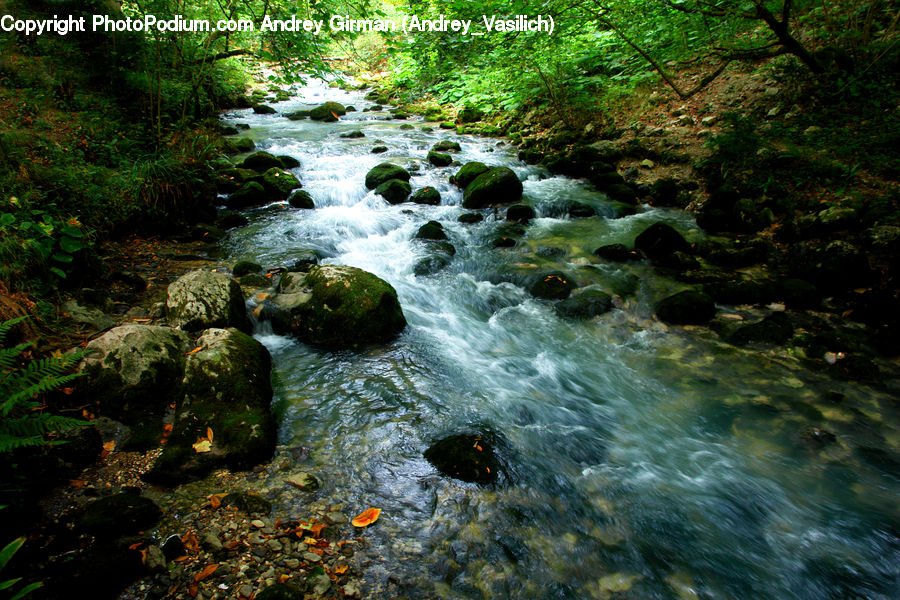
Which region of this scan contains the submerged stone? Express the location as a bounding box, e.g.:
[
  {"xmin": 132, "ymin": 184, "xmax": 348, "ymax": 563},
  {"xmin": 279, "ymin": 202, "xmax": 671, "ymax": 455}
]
[
  {"xmin": 529, "ymin": 271, "xmax": 577, "ymax": 300},
  {"xmin": 424, "ymin": 433, "xmax": 502, "ymax": 484},
  {"xmin": 656, "ymin": 290, "xmax": 716, "ymax": 325}
]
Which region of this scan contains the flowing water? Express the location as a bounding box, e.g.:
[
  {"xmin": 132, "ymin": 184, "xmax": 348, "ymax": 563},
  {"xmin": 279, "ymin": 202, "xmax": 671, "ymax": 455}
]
[{"xmin": 220, "ymin": 80, "xmax": 900, "ymax": 599}]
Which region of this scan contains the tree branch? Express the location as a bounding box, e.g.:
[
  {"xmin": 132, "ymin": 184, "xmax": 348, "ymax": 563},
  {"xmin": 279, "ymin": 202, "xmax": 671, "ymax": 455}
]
[{"xmin": 190, "ymin": 49, "xmax": 252, "ymax": 65}]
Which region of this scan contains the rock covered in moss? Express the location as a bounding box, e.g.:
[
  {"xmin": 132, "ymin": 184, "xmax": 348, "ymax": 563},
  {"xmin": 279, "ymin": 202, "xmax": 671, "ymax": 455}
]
[
  {"xmin": 78, "ymin": 324, "xmax": 192, "ymax": 424},
  {"xmin": 259, "ymin": 167, "xmax": 301, "ymax": 198},
  {"xmin": 309, "ymin": 101, "xmax": 346, "ymax": 120},
  {"xmin": 364, "ymin": 163, "xmax": 411, "ymax": 189},
  {"xmin": 530, "ymin": 271, "xmax": 577, "ymax": 300},
  {"xmin": 453, "ymin": 161, "xmax": 489, "ymax": 189},
  {"xmin": 656, "ymin": 290, "xmax": 716, "ymax": 325},
  {"xmin": 432, "ymin": 140, "xmax": 461, "ymax": 152},
  {"xmin": 415, "ymin": 221, "xmax": 447, "ymax": 241},
  {"xmin": 253, "ymin": 104, "xmax": 277, "ymax": 114},
  {"xmin": 634, "ymin": 222, "xmax": 691, "ymax": 261},
  {"xmin": 288, "ymin": 190, "xmax": 315, "ymax": 209},
  {"xmin": 233, "ymin": 260, "xmax": 262, "ymax": 277},
  {"xmin": 239, "ymin": 151, "xmax": 283, "ymax": 172},
  {"xmin": 427, "ymin": 150, "xmax": 452, "ymax": 167},
  {"xmin": 227, "ymin": 181, "xmax": 271, "ymax": 209},
  {"xmin": 462, "ymin": 166, "xmax": 523, "ymax": 209},
  {"xmin": 410, "ymin": 186, "xmax": 441, "ymax": 205},
  {"xmin": 506, "ymin": 203, "xmax": 535, "ymax": 224},
  {"xmin": 375, "ymin": 179, "xmax": 412, "ymax": 204},
  {"xmin": 166, "ymin": 270, "xmax": 251, "ymax": 333},
  {"xmin": 145, "ymin": 328, "xmax": 276, "ymax": 485},
  {"xmin": 555, "ymin": 289, "xmax": 613, "ymax": 319},
  {"xmin": 270, "ymin": 265, "xmax": 406, "ymax": 349}
]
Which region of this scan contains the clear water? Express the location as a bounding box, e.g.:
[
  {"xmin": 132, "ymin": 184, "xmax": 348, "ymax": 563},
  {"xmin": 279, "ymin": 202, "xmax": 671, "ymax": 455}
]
[{"xmin": 222, "ymin": 79, "xmax": 900, "ymax": 599}]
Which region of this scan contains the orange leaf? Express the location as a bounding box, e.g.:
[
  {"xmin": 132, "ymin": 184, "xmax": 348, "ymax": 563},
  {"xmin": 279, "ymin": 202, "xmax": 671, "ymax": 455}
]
[
  {"xmin": 351, "ymin": 507, "xmax": 382, "ymax": 527},
  {"xmin": 206, "ymin": 427, "xmax": 214, "ymax": 442},
  {"xmin": 188, "ymin": 582, "xmax": 199, "ymax": 598},
  {"xmin": 192, "ymin": 439, "xmax": 212, "ymax": 453},
  {"xmin": 193, "ymin": 563, "xmax": 219, "ymax": 583},
  {"xmin": 210, "ymin": 495, "xmax": 221, "ymax": 509},
  {"xmin": 308, "ymin": 522, "xmax": 326, "ymax": 537},
  {"xmin": 163, "ymin": 423, "xmax": 174, "ymax": 433},
  {"xmin": 70, "ymin": 479, "xmax": 86, "ymax": 489},
  {"xmin": 186, "ymin": 346, "xmax": 204, "ymax": 355},
  {"xmin": 100, "ymin": 440, "xmax": 115, "ymax": 457},
  {"xmin": 334, "ymin": 564, "xmax": 348, "ymax": 574},
  {"xmin": 331, "ymin": 111, "xmax": 339, "ymax": 119}
]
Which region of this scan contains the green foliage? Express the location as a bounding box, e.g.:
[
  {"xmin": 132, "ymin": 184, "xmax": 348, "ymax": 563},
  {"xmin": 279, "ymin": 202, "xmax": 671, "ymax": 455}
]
[
  {"xmin": 0, "ymin": 317, "xmax": 86, "ymax": 455},
  {"xmin": 0, "ymin": 202, "xmax": 88, "ymax": 286},
  {"xmin": 0, "ymin": 531, "xmax": 42, "ymax": 600}
]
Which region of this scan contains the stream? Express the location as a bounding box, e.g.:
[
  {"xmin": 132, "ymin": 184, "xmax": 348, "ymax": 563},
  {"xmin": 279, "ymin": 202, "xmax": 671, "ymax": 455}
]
[{"xmin": 219, "ymin": 79, "xmax": 900, "ymax": 599}]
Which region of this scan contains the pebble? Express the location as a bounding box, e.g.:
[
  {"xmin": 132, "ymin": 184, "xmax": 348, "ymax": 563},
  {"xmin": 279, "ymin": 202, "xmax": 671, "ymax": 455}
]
[
  {"xmin": 325, "ymin": 511, "xmax": 348, "ymax": 525},
  {"xmin": 238, "ymin": 584, "xmax": 253, "ymax": 598},
  {"xmin": 266, "ymin": 539, "xmax": 283, "ymax": 552},
  {"xmin": 203, "ymin": 531, "xmax": 223, "ymax": 552},
  {"xmin": 248, "ymin": 532, "xmax": 265, "ymax": 545},
  {"xmin": 302, "ymin": 551, "xmax": 322, "ymax": 563},
  {"xmin": 250, "ymin": 519, "xmax": 266, "ymax": 528},
  {"xmin": 285, "ymin": 558, "xmax": 300, "ymax": 569}
]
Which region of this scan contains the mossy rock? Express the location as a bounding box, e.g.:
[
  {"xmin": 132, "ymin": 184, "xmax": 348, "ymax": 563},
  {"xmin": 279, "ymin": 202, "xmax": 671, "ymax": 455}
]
[
  {"xmin": 240, "ymin": 273, "xmax": 270, "ymax": 287},
  {"xmin": 411, "ymin": 187, "xmax": 441, "ymax": 205},
  {"xmin": 166, "ymin": 270, "xmax": 251, "ymax": 333},
  {"xmin": 415, "ymin": 221, "xmax": 447, "ymax": 241},
  {"xmin": 233, "ymin": 260, "xmax": 262, "ymax": 277},
  {"xmin": 594, "ymin": 244, "xmax": 640, "ymax": 262},
  {"xmin": 227, "ymin": 181, "xmax": 270, "ymax": 209},
  {"xmin": 259, "ymin": 167, "xmax": 301, "ymax": 198},
  {"xmin": 457, "ymin": 106, "xmax": 483, "ymax": 123},
  {"xmin": 656, "ymin": 290, "xmax": 716, "ymax": 325},
  {"xmin": 506, "ymin": 204, "xmax": 535, "ymax": 224},
  {"xmin": 271, "ymin": 265, "xmax": 407, "ymax": 349},
  {"xmin": 458, "ymin": 213, "xmax": 484, "ymax": 224},
  {"xmin": 375, "ymin": 179, "xmax": 412, "ymax": 204},
  {"xmin": 222, "ymin": 137, "xmax": 255, "ymax": 155},
  {"xmin": 239, "ymin": 151, "xmax": 283, "ymax": 172},
  {"xmin": 145, "ymin": 328, "xmax": 276, "ymax": 485},
  {"xmin": 725, "ymin": 311, "xmax": 794, "ymax": 346},
  {"xmin": 605, "ymin": 183, "xmax": 638, "ymax": 204},
  {"xmin": 309, "ymin": 102, "xmax": 346, "ymax": 120},
  {"xmin": 288, "ymin": 190, "xmax": 315, "ymax": 209},
  {"xmin": 284, "ymin": 110, "xmax": 310, "ymax": 121},
  {"xmin": 555, "ymin": 289, "xmax": 613, "ymax": 319},
  {"xmin": 427, "ymin": 151, "xmax": 452, "ymax": 167},
  {"xmin": 529, "ymin": 271, "xmax": 577, "ymax": 300},
  {"xmin": 371, "ymin": 145, "xmax": 388, "ymax": 154},
  {"xmin": 634, "ymin": 222, "xmax": 691, "ymax": 261},
  {"xmin": 365, "ymin": 163, "xmax": 411, "ymax": 189},
  {"xmin": 432, "ymin": 140, "xmax": 461, "ymax": 152},
  {"xmin": 252, "ymin": 104, "xmax": 277, "ymax": 114},
  {"xmin": 439, "ymin": 121, "xmax": 455, "ymax": 129},
  {"xmin": 278, "ymin": 155, "xmax": 301, "ymax": 169},
  {"xmin": 453, "ymin": 162, "xmax": 489, "ymax": 189},
  {"xmin": 340, "ymin": 130, "xmax": 365, "ymax": 139},
  {"xmin": 77, "ymin": 324, "xmax": 192, "ymax": 425},
  {"xmin": 462, "ymin": 167, "xmax": 523, "ymax": 209}
]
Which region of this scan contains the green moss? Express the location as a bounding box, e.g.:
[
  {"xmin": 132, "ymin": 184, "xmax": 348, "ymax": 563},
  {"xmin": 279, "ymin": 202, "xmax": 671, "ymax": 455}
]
[
  {"xmin": 453, "ymin": 162, "xmax": 489, "ymax": 189},
  {"xmin": 365, "ymin": 163, "xmax": 411, "ymax": 189}
]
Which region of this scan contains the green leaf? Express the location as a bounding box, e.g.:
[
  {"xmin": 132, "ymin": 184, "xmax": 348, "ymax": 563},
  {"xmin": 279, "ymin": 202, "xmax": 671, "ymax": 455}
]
[
  {"xmin": 59, "ymin": 236, "xmax": 84, "ymax": 253},
  {"xmin": 0, "ymin": 537, "xmax": 25, "ymax": 570},
  {"xmin": 60, "ymin": 225, "xmax": 83, "ymax": 238},
  {"xmin": 49, "ymin": 267, "xmax": 67, "ymax": 279},
  {"xmin": 51, "ymin": 253, "xmax": 73, "ymax": 264},
  {"xmin": 10, "ymin": 581, "xmax": 42, "ymax": 600},
  {"xmin": 0, "ymin": 213, "xmax": 14, "ymax": 227}
]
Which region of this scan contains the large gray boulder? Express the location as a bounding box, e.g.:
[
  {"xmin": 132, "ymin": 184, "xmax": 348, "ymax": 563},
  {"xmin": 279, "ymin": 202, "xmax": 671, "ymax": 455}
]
[
  {"xmin": 145, "ymin": 328, "xmax": 276, "ymax": 485},
  {"xmin": 77, "ymin": 324, "xmax": 192, "ymax": 423},
  {"xmin": 267, "ymin": 265, "xmax": 406, "ymax": 349},
  {"xmin": 166, "ymin": 270, "xmax": 251, "ymax": 333}
]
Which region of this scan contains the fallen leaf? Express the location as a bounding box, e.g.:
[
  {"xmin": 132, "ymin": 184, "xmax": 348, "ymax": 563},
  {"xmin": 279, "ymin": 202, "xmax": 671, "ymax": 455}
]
[
  {"xmin": 163, "ymin": 423, "xmax": 174, "ymax": 433},
  {"xmin": 70, "ymin": 479, "xmax": 86, "ymax": 489},
  {"xmin": 188, "ymin": 582, "xmax": 199, "ymax": 598},
  {"xmin": 303, "ymin": 536, "xmax": 318, "ymax": 545},
  {"xmin": 192, "ymin": 439, "xmax": 212, "ymax": 453},
  {"xmin": 194, "ymin": 563, "xmax": 219, "ymax": 582},
  {"xmin": 100, "ymin": 440, "xmax": 116, "ymax": 457},
  {"xmin": 334, "ymin": 564, "xmax": 348, "ymax": 574},
  {"xmin": 186, "ymin": 346, "xmax": 204, "ymax": 355},
  {"xmin": 351, "ymin": 507, "xmax": 381, "ymax": 527},
  {"xmin": 308, "ymin": 522, "xmax": 326, "ymax": 537},
  {"xmin": 210, "ymin": 495, "xmax": 221, "ymax": 509},
  {"xmin": 206, "ymin": 427, "xmax": 214, "ymax": 442}
]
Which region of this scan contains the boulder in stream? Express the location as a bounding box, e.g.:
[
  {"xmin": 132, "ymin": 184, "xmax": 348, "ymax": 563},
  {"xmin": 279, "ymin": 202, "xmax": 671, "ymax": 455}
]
[
  {"xmin": 462, "ymin": 166, "xmax": 523, "ymax": 209},
  {"xmin": 506, "ymin": 203, "xmax": 535, "ymax": 224},
  {"xmin": 259, "ymin": 167, "xmax": 301, "ymax": 199},
  {"xmin": 145, "ymin": 328, "xmax": 276, "ymax": 485},
  {"xmin": 634, "ymin": 222, "xmax": 692, "ymax": 261},
  {"xmin": 226, "ymin": 181, "xmax": 272, "ymax": 209},
  {"xmin": 410, "ymin": 186, "xmax": 441, "ymax": 205},
  {"xmin": 239, "ymin": 151, "xmax": 284, "ymax": 172},
  {"xmin": 309, "ymin": 101, "xmax": 346, "ymax": 120},
  {"xmin": 375, "ymin": 178, "xmax": 412, "ymax": 204},
  {"xmin": 432, "ymin": 140, "xmax": 461, "ymax": 152},
  {"xmin": 452, "ymin": 161, "xmax": 489, "ymax": 189},
  {"xmin": 365, "ymin": 163, "xmax": 411, "ymax": 189},
  {"xmin": 269, "ymin": 265, "xmax": 407, "ymax": 349},
  {"xmin": 427, "ymin": 150, "xmax": 453, "ymax": 167},
  {"xmin": 555, "ymin": 288, "xmax": 613, "ymax": 319},
  {"xmin": 253, "ymin": 104, "xmax": 277, "ymax": 114},
  {"xmin": 529, "ymin": 271, "xmax": 577, "ymax": 300},
  {"xmin": 415, "ymin": 221, "xmax": 448, "ymax": 241},
  {"xmin": 166, "ymin": 270, "xmax": 251, "ymax": 333},
  {"xmin": 424, "ymin": 432, "xmax": 505, "ymax": 484},
  {"xmin": 288, "ymin": 190, "xmax": 315, "ymax": 209},
  {"xmin": 656, "ymin": 290, "xmax": 716, "ymax": 325}
]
